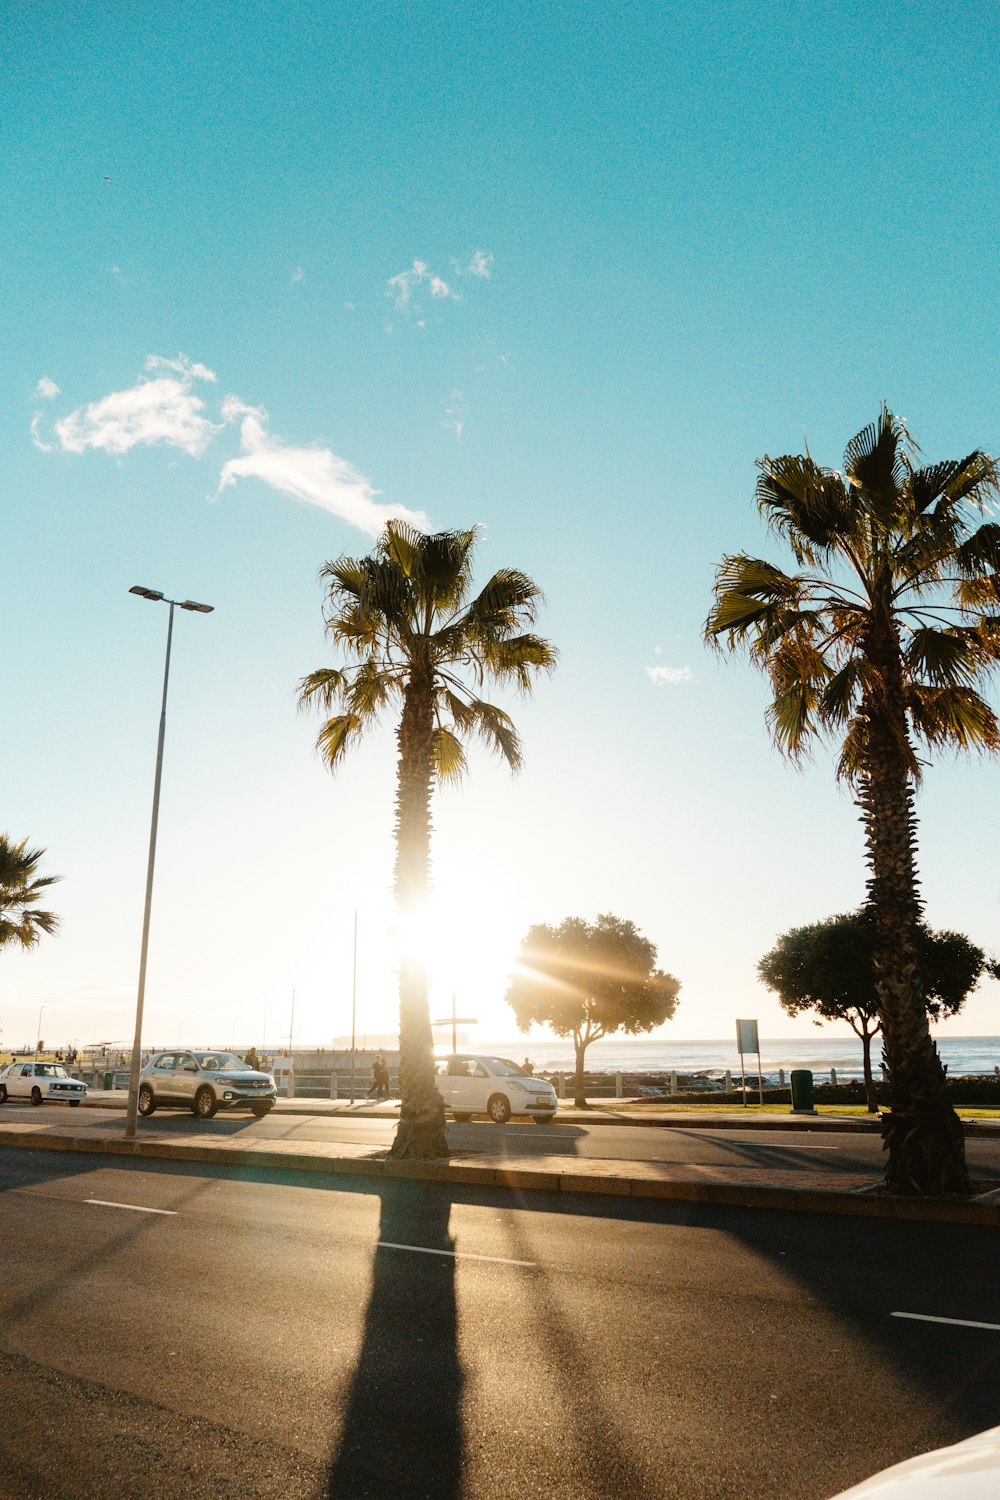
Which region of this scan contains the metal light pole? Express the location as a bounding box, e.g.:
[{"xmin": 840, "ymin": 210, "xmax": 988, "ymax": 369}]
[
  {"xmin": 124, "ymin": 586, "xmax": 214, "ymax": 1139},
  {"xmin": 349, "ymin": 909, "xmax": 359, "ymax": 1104},
  {"xmin": 35, "ymin": 1006, "xmax": 45, "ymax": 1059}
]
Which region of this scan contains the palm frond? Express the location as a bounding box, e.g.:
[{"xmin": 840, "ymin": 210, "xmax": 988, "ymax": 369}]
[
  {"xmin": 462, "ymin": 699, "xmax": 523, "ymax": 771},
  {"xmin": 843, "ymin": 408, "xmax": 907, "ymax": 513},
  {"xmin": 819, "ymin": 659, "xmax": 865, "ymax": 727},
  {"xmin": 907, "ymin": 684, "xmax": 1000, "ymax": 754},
  {"xmin": 956, "ymin": 521, "xmax": 1000, "ymax": 578},
  {"xmin": 464, "ymin": 569, "xmax": 542, "ymax": 635},
  {"xmin": 297, "ymin": 668, "xmax": 348, "ymax": 714},
  {"xmin": 479, "ymin": 634, "xmax": 558, "ymax": 690},
  {"xmin": 432, "ymin": 726, "xmax": 468, "ymax": 784},
  {"xmin": 756, "ymin": 457, "xmax": 854, "ymax": 560},
  {"xmin": 905, "ymin": 626, "xmax": 998, "ymax": 688},
  {"xmin": 315, "ymin": 713, "xmax": 364, "ymax": 767}
]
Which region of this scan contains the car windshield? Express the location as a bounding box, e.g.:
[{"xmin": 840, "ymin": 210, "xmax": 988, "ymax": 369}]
[
  {"xmin": 489, "ymin": 1058, "xmax": 529, "ymax": 1077},
  {"xmin": 193, "ymin": 1052, "xmax": 251, "ymax": 1072},
  {"xmin": 35, "ymin": 1063, "xmax": 69, "ymax": 1078}
]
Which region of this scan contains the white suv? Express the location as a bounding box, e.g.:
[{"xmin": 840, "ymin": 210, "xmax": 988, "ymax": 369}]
[{"xmin": 434, "ymin": 1055, "xmax": 557, "ymax": 1124}]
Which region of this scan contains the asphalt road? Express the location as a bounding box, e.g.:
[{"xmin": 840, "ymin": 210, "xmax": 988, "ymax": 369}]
[
  {"xmin": 6, "ymin": 1102, "xmax": 1000, "ymax": 1178},
  {"xmin": 2, "ymin": 1146, "xmax": 999, "ymax": 1500}
]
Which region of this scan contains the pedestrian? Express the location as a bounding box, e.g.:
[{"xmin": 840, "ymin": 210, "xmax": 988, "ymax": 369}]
[
  {"xmin": 522, "ymin": 1057, "xmax": 534, "ymax": 1076},
  {"xmin": 245, "ymin": 1045, "xmax": 260, "ymax": 1071},
  {"xmin": 367, "ymin": 1051, "xmax": 385, "ymax": 1099},
  {"xmin": 377, "ymin": 1054, "xmax": 391, "ymax": 1100}
]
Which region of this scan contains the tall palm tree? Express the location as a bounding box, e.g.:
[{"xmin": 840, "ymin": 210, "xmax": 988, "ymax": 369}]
[
  {"xmin": 706, "ymin": 410, "xmax": 999, "ymax": 1196},
  {"xmin": 300, "ymin": 521, "xmax": 556, "ymax": 1159},
  {"xmin": 0, "ymin": 835, "xmax": 60, "ymax": 950}
]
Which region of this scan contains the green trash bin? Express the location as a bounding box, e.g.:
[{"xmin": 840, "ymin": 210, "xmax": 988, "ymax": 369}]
[
  {"xmin": 790, "ymin": 1069, "xmax": 815, "ymax": 1114},
  {"xmin": 103, "ymin": 1071, "xmax": 113, "ymax": 1091}
]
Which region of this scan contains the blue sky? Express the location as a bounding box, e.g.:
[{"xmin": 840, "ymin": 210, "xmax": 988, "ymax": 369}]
[{"xmin": 3, "ymin": 0, "xmax": 998, "ymax": 1053}]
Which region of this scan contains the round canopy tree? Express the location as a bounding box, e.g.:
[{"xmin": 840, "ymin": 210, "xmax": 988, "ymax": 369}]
[
  {"xmin": 505, "ymin": 913, "xmax": 680, "ymax": 1107},
  {"xmin": 759, "ymin": 912, "xmax": 993, "ymax": 1111}
]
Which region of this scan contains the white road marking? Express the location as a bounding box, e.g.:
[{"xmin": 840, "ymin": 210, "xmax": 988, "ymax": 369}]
[
  {"xmin": 892, "ymin": 1312, "xmax": 1000, "ymax": 1332},
  {"xmin": 85, "ymin": 1199, "xmax": 177, "ymax": 1216},
  {"xmin": 378, "ymin": 1241, "xmax": 535, "ymax": 1267}
]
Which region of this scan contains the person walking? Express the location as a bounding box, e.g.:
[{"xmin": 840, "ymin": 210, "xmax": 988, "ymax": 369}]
[{"xmin": 244, "ymin": 1045, "xmax": 260, "ymax": 1071}]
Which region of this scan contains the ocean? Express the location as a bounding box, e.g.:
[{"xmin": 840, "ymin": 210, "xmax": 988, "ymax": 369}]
[{"xmin": 477, "ymin": 1035, "xmax": 1000, "ymax": 1082}]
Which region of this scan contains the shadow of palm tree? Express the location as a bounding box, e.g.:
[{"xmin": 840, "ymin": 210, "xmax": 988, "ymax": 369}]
[{"xmin": 327, "ymin": 1184, "xmax": 463, "ymax": 1499}]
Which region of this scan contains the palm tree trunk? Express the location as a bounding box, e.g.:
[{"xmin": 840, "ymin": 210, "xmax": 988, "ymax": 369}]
[
  {"xmin": 389, "ymin": 662, "xmax": 448, "ymax": 1160},
  {"xmin": 860, "ymin": 643, "xmax": 969, "ymax": 1195}
]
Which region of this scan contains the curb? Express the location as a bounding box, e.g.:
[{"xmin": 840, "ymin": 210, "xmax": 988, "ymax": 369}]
[{"xmin": 2, "ymin": 1129, "xmax": 998, "ymax": 1227}]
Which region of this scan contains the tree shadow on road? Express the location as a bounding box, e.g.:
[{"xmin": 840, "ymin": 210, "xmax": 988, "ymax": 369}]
[{"xmin": 326, "ymin": 1184, "xmax": 463, "ymax": 1500}]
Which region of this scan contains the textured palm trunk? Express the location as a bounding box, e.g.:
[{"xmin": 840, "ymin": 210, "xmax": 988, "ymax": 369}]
[
  {"xmin": 861, "ymin": 625, "xmax": 969, "ymax": 1195},
  {"xmin": 389, "ymin": 661, "xmax": 449, "ymax": 1160}
]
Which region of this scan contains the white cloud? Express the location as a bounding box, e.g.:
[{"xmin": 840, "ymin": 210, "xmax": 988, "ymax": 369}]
[
  {"xmin": 30, "ymin": 414, "xmax": 52, "ymax": 452},
  {"xmin": 291, "ymin": 266, "xmax": 305, "ymax": 283},
  {"xmin": 456, "ymin": 249, "xmax": 494, "ymax": 279},
  {"xmin": 443, "ymin": 390, "xmax": 464, "ymax": 440},
  {"xmin": 51, "ymin": 356, "xmax": 219, "ymax": 457},
  {"xmin": 646, "ymin": 665, "xmax": 693, "ymax": 685},
  {"xmin": 217, "ymin": 399, "xmax": 429, "ymax": 536},
  {"xmin": 34, "ymin": 376, "xmax": 61, "ymax": 400},
  {"xmin": 388, "ymin": 258, "xmax": 459, "ymax": 314}
]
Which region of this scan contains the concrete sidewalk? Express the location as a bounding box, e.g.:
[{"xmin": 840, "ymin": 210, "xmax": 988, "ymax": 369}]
[{"xmin": 1, "ymin": 1104, "xmax": 997, "ymax": 1227}]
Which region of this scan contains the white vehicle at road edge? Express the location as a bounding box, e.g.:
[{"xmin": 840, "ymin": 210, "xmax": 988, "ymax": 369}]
[
  {"xmin": 830, "ymin": 1422, "xmax": 1000, "ymax": 1497},
  {"xmin": 435, "ymin": 1054, "xmax": 558, "ymax": 1124},
  {"xmin": 0, "ymin": 1060, "xmax": 88, "ymax": 1107}
]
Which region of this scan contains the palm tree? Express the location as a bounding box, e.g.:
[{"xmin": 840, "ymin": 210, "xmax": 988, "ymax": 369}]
[
  {"xmin": 0, "ymin": 835, "xmax": 60, "ymax": 950},
  {"xmin": 706, "ymin": 410, "xmax": 999, "ymax": 1196},
  {"xmin": 299, "ymin": 521, "xmax": 556, "ymax": 1159}
]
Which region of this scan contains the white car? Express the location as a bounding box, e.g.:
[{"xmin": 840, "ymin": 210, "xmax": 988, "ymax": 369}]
[
  {"xmin": 0, "ymin": 1060, "xmax": 87, "ymax": 1107},
  {"xmin": 830, "ymin": 1423, "xmax": 1000, "ymax": 1497},
  {"xmin": 434, "ymin": 1054, "xmax": 558, "ymax": 1124}
]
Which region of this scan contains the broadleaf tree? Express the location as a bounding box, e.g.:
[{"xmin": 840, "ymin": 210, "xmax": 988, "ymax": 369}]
[
  {"xmin": 706, "ymin": 410, "xmax": 1000, "ymax": 1196},
  {"xmin": 299, "ymin": 521, "xmax": 555, "ymax": 1159},
  {"xmin": 758, "ymin": 912, "xmax": 994, "ymax": 1111},
  {"xmin": 505, "ymin": 914, "xmax": 680, "ymax": 1107}
]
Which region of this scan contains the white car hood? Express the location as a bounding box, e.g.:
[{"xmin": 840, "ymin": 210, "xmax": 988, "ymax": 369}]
[{"xmin": 831, "ymin": 1425, "xmax": 1000, "ymax": 1498}]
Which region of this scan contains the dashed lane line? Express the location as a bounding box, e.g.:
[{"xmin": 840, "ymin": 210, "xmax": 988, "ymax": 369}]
[
  {"xmin": 378, "ymin": 1241, "xmax": 535, "ymax": 1267},
  {"xmin": 85, "ymin": 1199, "xmax": 177, "ymax": 1216},
  {"xmin": 892, "ymin": 1312, "xmax": 1000, "ymax": 1332}
]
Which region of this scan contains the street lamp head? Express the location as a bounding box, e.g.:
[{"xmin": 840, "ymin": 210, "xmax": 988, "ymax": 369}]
[
  {"xmin": 179, "ymin": 600, "xmax": 214, "ymax": 613},
  {"xmin": 129, "ymin": 586, "xmax": 165, "ymax": 602}
]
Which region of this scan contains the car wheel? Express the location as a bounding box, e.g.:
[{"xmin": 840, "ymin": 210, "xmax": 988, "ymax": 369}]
[
  {"xmin": 487, "ymin": 1093, "xmax": 512, "ymax": 1125},
  {"xmin": 452, "ymin": 1112, "xmax": 472, "ymax": 1123},
  {"xmin": 533, "ymin": 1114, "xmax": 555, "ymax": 1125},
  {"xmin": 250, "ymin": 1102, "xmax": 272, "ymax": 1118},
  {"xmin": 30, "ymin": 1086, "xmax": 43, "ymax": 1106},
  {"xmin": 138, "ymin": 1084, "xmax": 156, "ymax": 1117},
  {"xmin": 0, "ymin": 1085, "xmax": 7, "ymax": 1104},
  {"xmin": 194, "ymin": 1086, "xmax": 218, "ymax": 1119},
  {"xmin": 69, "ymin": 1099, "xmax": 81, "ymax": 1108}
]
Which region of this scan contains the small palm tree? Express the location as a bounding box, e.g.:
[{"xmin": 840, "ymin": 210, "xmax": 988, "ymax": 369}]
[
  {"xmin": 0, "ymin": 835, "xmax": 60, "ymax": 950},
  {"xmin": 706, "ymin": 410, "xmax": 999, "ymax": 1196},
  {"xmin": 300, "ymin": 521, "xmax": 556, "ymax": 1159}
]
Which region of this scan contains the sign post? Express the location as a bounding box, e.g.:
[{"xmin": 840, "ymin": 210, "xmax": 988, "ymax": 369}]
[{"xmin": 736, "ymin": 1019, "xmax": 763, "ymax": 1106}]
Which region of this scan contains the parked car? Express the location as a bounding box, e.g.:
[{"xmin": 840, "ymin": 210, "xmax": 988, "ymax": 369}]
[
  {"xmin": 830, "ymin": 1422, "xmax": 1000, "ymax": 1497},
  {"xmin": 137, "ymin": 1050, "xmax": 277, "ymax": 1120},
  {"xmin": 434, "ymin": 1054, "xmax": 558, "ymax": 1124},
  {"xmin": 0, "ymin": 1060, "xmax": 87, "ymax": 1107}
]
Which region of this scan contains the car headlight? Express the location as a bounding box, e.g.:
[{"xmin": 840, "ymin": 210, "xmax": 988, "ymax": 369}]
[{"xmin": 508, "ymin": 1080, "xmax": 528, "ymax": 1092}]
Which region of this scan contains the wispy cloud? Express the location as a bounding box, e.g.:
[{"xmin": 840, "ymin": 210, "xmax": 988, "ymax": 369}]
[
  {"xmin": 455, "ymin": 249, "xmax": 494, "ymax": 279},
  {"xmin": 34, "ymin": 376, "xmax": 61, "ymax": 400},
  {"xmin": 387, "ymin": 258, "xmax": 459, "ymax": 315},
  {"xmin": 50, "ymin": 355, "xmax": 219, "ymax": 457},
  {"xmin": 443, "ymin": 390, "xmax": 464, "ymax": 440},
  {"xmin": 217, "ymin": 398, "xmax": 429, "ymax": 536},
  {"xmin": 646, "ymin": 665, "xmax": 693, "ymax": 685},
  {"xmin": 291, "ymin": 266, "xmax": 305, "ymax": 283}
]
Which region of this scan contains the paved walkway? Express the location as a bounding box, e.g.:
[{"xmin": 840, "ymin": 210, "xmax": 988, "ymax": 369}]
[{"xmin": 1, "ymin": 1100, "xmax": 997, "ymax": 1226}]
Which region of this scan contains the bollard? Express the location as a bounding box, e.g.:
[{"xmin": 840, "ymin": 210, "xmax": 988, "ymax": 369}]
[
  {"xmin": 615, "ymin": 1072, "xmax": 623, "ymax": 1099},
  {"xmin": 557, "ymin": 1073, "xmax": 565, "ymax": 1099},
  {"xmin": 831, "ymin": 1068, "xmax": 837, "ymax": 1086},
  {"xmin": 670, "ymin": 1071, "xmax": 678, "ymax": 1095},
  {"xmin": 724, "ymin": 1069, "xmax": 732, "ymax": 1093},
  {"xmin": 778, "ymin": 1067, "xmax": 785, "ymax": 1087},
  {"xmin": 286, "ymin": 1070, "xmax": 295, "ymax": 1100},
  {"xmin": 790, "ymin": 1069, "xmax": 816, "ymax": 1114}
]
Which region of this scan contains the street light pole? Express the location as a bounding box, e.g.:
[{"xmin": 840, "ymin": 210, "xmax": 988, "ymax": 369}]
[
  {"xmin": 124, "ymin": 587, "xmax": 213, "ymax": 1139},
  {"xmin": 35, "ymin": 1006, "xmax": 45, "ymax": 1059},
  {"xmin": 350, "ymin": 908, "xmax": 359, "ymax": 1105}
]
